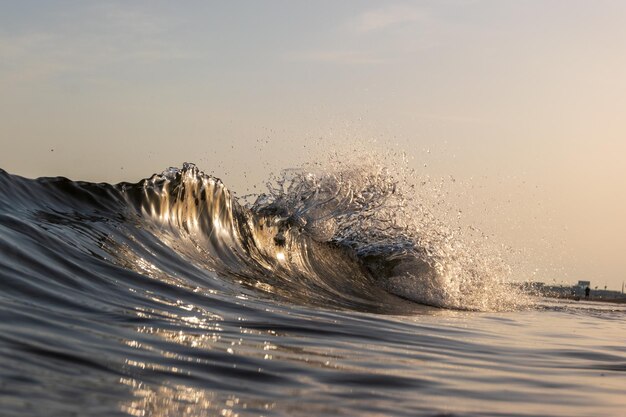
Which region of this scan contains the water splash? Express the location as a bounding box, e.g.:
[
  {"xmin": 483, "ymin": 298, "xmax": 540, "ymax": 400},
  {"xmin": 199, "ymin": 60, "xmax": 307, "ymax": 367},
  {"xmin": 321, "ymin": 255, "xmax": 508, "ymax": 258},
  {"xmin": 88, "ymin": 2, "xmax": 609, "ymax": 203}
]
[{"xmin": 249, "ymin": 151, "xmax": 531, "ymax": 311}]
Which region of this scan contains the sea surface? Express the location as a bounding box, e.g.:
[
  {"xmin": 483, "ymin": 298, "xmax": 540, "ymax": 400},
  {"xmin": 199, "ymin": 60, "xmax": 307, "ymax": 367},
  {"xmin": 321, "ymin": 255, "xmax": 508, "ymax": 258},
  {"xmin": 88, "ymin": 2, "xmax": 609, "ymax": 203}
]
[{"xmin": 0, "ymin": 163, "xmax": 624, "ymax": 417}]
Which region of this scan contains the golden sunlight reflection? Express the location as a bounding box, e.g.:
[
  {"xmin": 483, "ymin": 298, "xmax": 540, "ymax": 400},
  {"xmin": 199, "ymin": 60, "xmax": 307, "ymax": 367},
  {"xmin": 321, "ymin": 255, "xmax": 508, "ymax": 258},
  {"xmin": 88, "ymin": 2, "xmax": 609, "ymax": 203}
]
[
  {"xmin": 117, "ymin": 324, "xmax": 345, "ymax": 417},
  {"xmin": 136, "ymin": 170, "xmax": 241, "ymax": 247},
  {"xmin": 119, "ymin": 377, "xmax": 276, "ymax": 417}
]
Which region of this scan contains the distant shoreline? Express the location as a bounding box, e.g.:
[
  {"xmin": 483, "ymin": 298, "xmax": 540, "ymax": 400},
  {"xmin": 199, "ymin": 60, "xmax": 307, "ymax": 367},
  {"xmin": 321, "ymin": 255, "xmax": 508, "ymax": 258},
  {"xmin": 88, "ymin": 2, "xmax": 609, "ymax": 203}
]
[{"xmin": 546, "ymin": 295, "xmax": 626, "ymax": 304}]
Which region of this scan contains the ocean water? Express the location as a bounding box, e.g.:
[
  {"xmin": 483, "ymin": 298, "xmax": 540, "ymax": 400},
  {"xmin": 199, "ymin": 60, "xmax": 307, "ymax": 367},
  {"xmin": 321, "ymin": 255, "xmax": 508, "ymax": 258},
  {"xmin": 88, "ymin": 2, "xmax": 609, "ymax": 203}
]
[{"xmin": 0, "ymin": 163, "xmax": 624, "ymax": 417}]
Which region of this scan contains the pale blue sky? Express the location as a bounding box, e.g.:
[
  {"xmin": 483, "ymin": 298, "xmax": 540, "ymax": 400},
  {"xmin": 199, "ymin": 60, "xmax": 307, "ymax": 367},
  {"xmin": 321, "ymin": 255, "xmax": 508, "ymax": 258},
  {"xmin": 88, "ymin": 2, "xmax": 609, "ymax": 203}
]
[{"xmin": 1, "ymin": 1, "xmax": 625, "ymax": 288}]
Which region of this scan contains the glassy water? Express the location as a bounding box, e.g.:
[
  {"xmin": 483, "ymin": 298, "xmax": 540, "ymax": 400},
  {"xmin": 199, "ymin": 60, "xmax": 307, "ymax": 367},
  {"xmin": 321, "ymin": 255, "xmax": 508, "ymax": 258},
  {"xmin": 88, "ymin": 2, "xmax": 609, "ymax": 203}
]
[{"xmin": 0, "ymin": 164, "xmax": 624, "ymax": 417}]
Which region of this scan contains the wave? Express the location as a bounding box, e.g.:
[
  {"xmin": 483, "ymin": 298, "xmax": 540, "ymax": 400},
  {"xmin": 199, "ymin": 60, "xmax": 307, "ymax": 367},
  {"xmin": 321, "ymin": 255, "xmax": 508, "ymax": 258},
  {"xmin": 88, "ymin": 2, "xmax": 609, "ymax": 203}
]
[{"xmin": 0, "ymin": 162, "xmax": 529, "ymax": 313}]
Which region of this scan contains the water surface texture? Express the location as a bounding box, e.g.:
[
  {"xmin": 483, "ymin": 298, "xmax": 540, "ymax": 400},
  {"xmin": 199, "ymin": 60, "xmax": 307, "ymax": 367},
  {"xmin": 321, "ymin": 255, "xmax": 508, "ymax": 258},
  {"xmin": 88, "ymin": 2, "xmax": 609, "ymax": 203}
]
[{"xmin": 0, "ymin": 164, "xmax": 624, "ymax": 417}]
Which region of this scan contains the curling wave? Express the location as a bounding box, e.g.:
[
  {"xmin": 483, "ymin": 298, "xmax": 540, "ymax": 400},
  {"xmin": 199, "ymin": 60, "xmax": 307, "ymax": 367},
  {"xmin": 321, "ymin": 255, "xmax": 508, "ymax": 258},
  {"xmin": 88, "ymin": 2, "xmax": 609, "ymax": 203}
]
[{"xmin": 0, "ymin": 162, "xmax": 526, "ymax": 313}]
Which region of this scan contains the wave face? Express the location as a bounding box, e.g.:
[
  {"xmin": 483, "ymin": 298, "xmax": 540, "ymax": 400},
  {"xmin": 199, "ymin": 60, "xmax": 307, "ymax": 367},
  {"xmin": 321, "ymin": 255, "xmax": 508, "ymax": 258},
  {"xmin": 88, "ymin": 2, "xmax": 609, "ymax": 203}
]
[
  {"xmin": 0, "ymin": 162, "xmax": 525, "ymax": 316},
  {"xmin": 2, "ymin": 163, "xmax": 625, "ymax": 417}
]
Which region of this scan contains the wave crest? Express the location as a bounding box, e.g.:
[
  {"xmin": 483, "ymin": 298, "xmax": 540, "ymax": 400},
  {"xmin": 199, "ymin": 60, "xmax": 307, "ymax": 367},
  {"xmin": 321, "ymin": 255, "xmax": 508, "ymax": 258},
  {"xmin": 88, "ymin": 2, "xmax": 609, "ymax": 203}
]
[
  {"xmin": 248, "ymin": 159, "xmax": 530, "ymax": 311},
  {"xmin": 0, "ymin": 161, "xmax": 531, "ymax": 312}
]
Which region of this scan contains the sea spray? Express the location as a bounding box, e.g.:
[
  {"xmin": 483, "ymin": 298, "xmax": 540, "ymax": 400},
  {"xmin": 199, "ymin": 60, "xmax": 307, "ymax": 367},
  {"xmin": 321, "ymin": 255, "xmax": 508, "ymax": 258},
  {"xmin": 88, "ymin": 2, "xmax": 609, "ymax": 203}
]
[
  {"xmin": 1, "ymin": 161, "xmax": 622, "ymax": 417},
  {"xmin": 249, "ymin": 150, "xmax": 531, "ymax": 311}
]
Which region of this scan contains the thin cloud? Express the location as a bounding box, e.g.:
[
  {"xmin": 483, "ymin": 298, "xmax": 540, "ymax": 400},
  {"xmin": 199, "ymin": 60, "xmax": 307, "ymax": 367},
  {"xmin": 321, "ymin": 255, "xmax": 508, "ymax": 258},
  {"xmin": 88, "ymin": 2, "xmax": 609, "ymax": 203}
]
[
  {"xmin": 0, "ymin": 6, "xmax": 187, "ymax": 89},
  {"xmin": 413, "ymin": 113, "xmax": 487, "ymax": 125},
  {"xmin": 287, "ymin": 50, "xmax": 383, "ymax": 65},
  {"xmin": 348, "ymin": 4, "xmax": 425, "ymax": 33}
]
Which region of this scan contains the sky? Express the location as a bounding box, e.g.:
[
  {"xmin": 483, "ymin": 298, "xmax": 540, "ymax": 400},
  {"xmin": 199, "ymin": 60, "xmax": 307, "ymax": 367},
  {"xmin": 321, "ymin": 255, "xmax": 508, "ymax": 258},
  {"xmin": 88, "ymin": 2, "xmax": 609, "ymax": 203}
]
[{"xmin": 1, "ymin": 1, "xmax": 625, "ymax": 289}]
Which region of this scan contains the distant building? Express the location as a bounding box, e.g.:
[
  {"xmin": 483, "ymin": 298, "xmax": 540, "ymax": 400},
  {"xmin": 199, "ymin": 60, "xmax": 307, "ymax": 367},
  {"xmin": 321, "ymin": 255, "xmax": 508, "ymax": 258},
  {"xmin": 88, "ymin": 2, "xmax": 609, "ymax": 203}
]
[
  {"xmin": 575, "ymin": 281, "xmax": 590, "ymax": 297},
  {"xmin": 511, "ymin": 280, "xmax": 626, "ymax": 301}
]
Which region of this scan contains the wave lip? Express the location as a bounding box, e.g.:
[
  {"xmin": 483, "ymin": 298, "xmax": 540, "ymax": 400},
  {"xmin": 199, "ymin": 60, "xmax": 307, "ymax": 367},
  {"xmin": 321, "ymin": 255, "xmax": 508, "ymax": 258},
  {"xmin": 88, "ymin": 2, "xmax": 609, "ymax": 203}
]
[
  {"xmin": 0, "ymin": 162, "xmax": 530, "ymax": 312},
  {"xmin": 247, "ymin": 163, "xmax": 530, "ymax": 311}
]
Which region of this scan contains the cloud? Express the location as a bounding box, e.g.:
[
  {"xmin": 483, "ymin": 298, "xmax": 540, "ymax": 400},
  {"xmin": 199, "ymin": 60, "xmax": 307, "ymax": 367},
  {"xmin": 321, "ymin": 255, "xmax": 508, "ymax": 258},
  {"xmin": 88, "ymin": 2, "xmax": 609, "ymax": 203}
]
[
  {"xmin": 0, "ymin": 33, "xmax": 70, "ymax": 87},
  {"xmin": 0, "ymin": 5, "xmax": 187, "ymax": 89},
  {"xmin": 286, "ymin": 50, "xmax": 383, "ymax": 65},
  {"xmin": 348, "ymin": 4, "xmax": 425, "ymax": 34},
  {"xmin": 286, "ymin": 5, "xmax": 434, "ymax": 66},
  {"xmin": 0, "ymin": 33, "xmax": 54, "ymax": 58}
]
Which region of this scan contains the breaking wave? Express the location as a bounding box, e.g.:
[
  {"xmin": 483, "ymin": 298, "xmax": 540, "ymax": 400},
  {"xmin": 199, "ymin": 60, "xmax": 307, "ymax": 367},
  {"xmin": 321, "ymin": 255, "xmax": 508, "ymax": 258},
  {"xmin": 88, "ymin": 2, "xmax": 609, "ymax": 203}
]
[{"xmin": 0, "ymin": 160, "xmax": 528, "ymax": 313}]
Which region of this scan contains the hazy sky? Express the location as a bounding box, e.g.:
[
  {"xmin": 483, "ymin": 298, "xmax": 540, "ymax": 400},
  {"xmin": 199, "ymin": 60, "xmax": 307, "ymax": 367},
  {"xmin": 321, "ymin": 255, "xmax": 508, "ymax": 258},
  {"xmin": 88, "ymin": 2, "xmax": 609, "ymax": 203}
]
[{"xmin": 1, "ymin": 1, "xmax": 625, "ymax": 289}]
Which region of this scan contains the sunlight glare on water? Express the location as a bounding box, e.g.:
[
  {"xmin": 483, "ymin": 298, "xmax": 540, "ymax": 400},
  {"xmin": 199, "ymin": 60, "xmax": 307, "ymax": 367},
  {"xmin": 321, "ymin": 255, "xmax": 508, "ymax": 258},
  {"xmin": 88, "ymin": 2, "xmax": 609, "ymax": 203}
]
[{"xmin": 0, "ymin": 163, "xmax": 623, "ymax": 417}]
